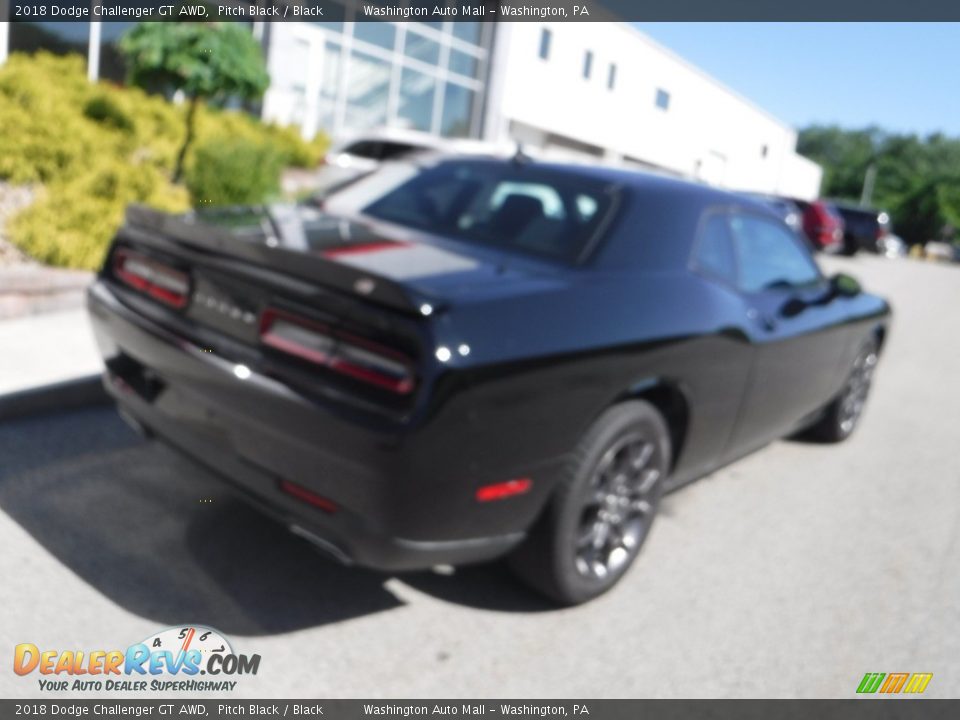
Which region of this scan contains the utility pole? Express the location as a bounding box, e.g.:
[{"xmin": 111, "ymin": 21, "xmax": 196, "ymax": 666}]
[{"xmin": 860, "ymin": 163, "xmax": 877, "ymax": 207}]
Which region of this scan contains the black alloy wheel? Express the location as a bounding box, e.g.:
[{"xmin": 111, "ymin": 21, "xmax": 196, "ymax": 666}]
[
  {"xmin": 810, "ymin": 339, "xmax": 879, "ymax": 442},
  {"xmin": 509, "ymin": 400, "xmax": 670, "ymax": 605}
]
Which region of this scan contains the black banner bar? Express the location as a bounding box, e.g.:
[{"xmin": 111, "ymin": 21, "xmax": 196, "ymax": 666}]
[
  {"xmin": 7, "ymin": 0, "xmax": 960, "ymax": 22},
  {"xmin": 1, "ymin": 700, "xmax": 959, "ymax": 719}
]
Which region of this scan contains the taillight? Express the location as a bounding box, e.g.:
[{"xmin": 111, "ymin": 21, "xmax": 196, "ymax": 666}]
[
  {"xmin": 113, "ymin": 249, "xmax": 190, "ymax": 309},
  {"xmin": 260, "ymin": 308, "xmax": 415, "ymax": 395}
]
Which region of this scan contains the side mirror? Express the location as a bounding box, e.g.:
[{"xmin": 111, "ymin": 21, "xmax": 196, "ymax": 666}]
[
  {"xmin": 830, "ymin": 272, "xmax": 862, "ymax": 298},
  {"xmin": 781, "ymin": 296, "xmax": 807, "ymax": 318}
]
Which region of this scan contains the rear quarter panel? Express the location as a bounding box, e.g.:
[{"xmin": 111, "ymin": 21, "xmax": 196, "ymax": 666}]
[{"xmin": 404, "ymin": 271, "xmax": 755, "ymax": 536}]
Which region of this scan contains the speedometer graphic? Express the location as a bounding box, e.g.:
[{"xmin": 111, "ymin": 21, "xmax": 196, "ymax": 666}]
[{"xmin": 140, "ymin": 625, "xmax": 233, "ymax": 664}]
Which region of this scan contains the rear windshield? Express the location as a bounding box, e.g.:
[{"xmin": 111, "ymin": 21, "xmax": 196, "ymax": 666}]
[
  {"xmin": 361, "ymin": 161, "xmax": 617, "ymax": 263},
  {"xmin": 342, "ymin": 140, "xmax": 422, "ymax": 161}
]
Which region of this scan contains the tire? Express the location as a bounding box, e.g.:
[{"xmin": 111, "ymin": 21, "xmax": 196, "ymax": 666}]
[
  {"xmin": 508, "ymin": 400, "xmax": 671, "ymax": 605},
  {"xmin": 809, "ymin": 339, "xmax": 879, "ymax": 442},
  {"xmin": 840, "ymin": 235, "xmax": 858, "ymax": 256}
]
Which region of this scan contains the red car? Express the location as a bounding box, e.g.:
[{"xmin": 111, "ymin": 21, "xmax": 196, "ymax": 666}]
[{"xmin": 793, "ymin": 199, "xmax": 844, "ymax": 253}]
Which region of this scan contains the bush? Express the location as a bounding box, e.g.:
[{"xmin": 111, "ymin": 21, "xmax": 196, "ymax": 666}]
[
  {"xmin": 0, "ymin": 52, "xmax": 328, "ymax": 269},
  {"xmin": 83, "ymin": 94, "xmax": 135, "ymax": 132},
  {"xmin": 9, "ymin": 161, "xmax": 189, "ymax": 269},
  {"xmin": 186, "ymin": 137, "xmax": 283, "ymax": 207},
  {"xmin": 262, "ymin": 123, "xmax": 331, "ymax": 168}
]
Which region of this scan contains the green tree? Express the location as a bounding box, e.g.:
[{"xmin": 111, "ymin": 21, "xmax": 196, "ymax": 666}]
[
  {"xmin": 799, "ymin": 124, "xmax": 960, "ymax": 245},
  {"xmin": 119, "ymin": 22, "xmax": 270, "ymax": 182}
]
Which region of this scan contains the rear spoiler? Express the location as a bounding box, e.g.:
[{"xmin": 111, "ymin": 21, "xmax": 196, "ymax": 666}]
[{"xmin": 122, "ymin": 204, "xmax": 436, "ymax": 316}]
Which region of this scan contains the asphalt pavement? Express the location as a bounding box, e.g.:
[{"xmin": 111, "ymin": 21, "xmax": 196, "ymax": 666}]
[{"xmin": 1, "ymin": 253, "xmax": 958, "ymax": 699}]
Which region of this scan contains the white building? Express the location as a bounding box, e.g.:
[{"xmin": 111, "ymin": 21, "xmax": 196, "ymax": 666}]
[
  {"xmin": 257, "ymin": 18, "xmax": 820, "ymax": 199},
  {"xmin": 484, "ymin": 23, "xmax": 821, "ymax": 198},
  {"xmin": 0, "ymin": 8, "xmax": 821, "ymax": 198}
]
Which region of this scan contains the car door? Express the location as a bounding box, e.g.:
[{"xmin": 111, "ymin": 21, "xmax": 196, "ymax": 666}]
[{"xmin": 725, "ymin": 212, "xmax": 849, "ymax": 456}]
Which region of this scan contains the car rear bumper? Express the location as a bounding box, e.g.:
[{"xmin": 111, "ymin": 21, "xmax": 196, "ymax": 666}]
[{"xmin": 86, "ymin": 281, "xmax": 533, "ymax": 571}]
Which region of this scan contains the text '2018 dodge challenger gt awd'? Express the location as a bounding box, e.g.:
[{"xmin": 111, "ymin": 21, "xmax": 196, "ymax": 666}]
[{"xmin": 87, "ymin": 157, "xmax": 890, "ymax": 604}]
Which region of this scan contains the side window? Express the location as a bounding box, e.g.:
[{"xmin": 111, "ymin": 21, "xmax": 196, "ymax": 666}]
[
  {"xmin": 730, "ymin": 215, "xmax": 821, "ymax": 293},
  {"xmin": 693, "ymin": 213, "xmax": 737, "ymax": 285}
]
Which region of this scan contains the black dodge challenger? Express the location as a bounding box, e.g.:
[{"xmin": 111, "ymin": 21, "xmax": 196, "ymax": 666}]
[{"xmin": 87, "ymin": 157, "xmax": 890, "ymax": 604}]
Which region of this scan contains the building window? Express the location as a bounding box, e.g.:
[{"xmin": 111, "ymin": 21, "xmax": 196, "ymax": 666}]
[
  {"xmin": 655, "ymin": 88, "xmax": 671, "ymax": 111},
  {"xmin": 403, "ymin": 28, "xmax": 441, "ymax": 65},
  {"xmin": 453, "ymin": 22, "xmax": 482, "ymax": 46},
  {"xmin": 397, "ymin": 68, "xmax": 436, "ymax": 132},
  {"xmin": 98, "ymin": 22, "xmax": 136, "ymax": 84},
  {"xmin": 316, "ymin": 41, "xmax": 342, "ymax": 134},
  {"xmin": 353, "ymin": 21, "xmax": 396, "ymax": 51},
  {"xmin": 345, "ymin": 50, "xmax": 391, "ymax": 130},
  {"xmin": 583, "ymin": 51, "xmax": 593, "ymax": 80},
  {"xmin": 440, "ymin": 83, "xmax": 477, "ymax": 138},
  {"xmin": 449, "ymin": 48, "xmax": 480, "ymax": 80},
  {"xmin": 9, "ymin": 20, "xmax": 90, "ymax": 57},
  {"xmin": 607, "ymin": 63, "xmax": 616, "ymax": 90},
  {"xmin": 539, "ymin": 29, "xmax": 551, "ymax": 60}
]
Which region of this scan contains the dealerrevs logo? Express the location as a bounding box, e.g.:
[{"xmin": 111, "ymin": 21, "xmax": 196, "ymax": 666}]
[{"xmin": 13, "ymin": 626, "xmax": 260, "ymax": 693}]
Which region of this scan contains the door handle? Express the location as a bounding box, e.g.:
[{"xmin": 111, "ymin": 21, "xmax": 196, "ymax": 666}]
[{"xmin": 747, "ymin": 308, "xmax": 776, "ymax": 332}]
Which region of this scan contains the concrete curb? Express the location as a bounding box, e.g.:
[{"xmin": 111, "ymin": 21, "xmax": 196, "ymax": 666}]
[{"xmin": 0, "ymin": 374, "xmax": 109, "ymax": 422}]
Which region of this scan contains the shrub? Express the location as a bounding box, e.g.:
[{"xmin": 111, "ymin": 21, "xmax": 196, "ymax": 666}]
[
  {"xmin": 0, "ymin": 52, "xmax": 328, "ymax": 269},
  {"xmin": 83, "ymin": 94, "xmax": 135, "ymax": 132},
  {"xmin": 186, "ymin": 137, "xmax": 283, "ymax": 207},
  {"xmin": 263, "ymin": 123, "xmax": 332, "ymax": 168},
  {"xmin": 9, "ymin": 161, "xmax": 189, "ymax": 270}
]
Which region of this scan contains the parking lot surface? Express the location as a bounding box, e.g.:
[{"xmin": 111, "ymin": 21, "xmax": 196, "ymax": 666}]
[{"xmin": 1, "ymin": 254, "xmax": 958, "ymax": 698}]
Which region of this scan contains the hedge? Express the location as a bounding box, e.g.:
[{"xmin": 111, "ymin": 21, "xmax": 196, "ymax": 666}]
[{"xmin": 0, "ymin": 52, "xmax": 330, "ymax": 269}]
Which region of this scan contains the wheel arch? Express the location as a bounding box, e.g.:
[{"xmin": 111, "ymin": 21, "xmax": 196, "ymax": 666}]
[{"xmin": 614, "ymin": 378, "xmax": 691, "ymax": 472}]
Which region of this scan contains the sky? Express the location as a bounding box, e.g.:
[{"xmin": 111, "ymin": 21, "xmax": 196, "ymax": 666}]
[{"xmin": 635, "ymin": 23, "xmax": 959, "ymax": 136}]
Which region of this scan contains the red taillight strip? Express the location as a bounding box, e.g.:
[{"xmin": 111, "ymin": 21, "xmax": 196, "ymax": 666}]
[
  {"xmin": 113, "ymin": 249, "xmax": 189, "ymax": 309},
  {"xmin": 476, "ymin": 478, "xmax": 533, "ymax": 502},
  {"xmin": 261, "ymin": 310, "xmax": 335, "ymax": 366},
  {"xmin": 260, "ymin": 308, "xmax": 416, "ymax": 395},
  {"xmin": 328, "ymin": 355, "xmax": 415, "ymax": 394}
]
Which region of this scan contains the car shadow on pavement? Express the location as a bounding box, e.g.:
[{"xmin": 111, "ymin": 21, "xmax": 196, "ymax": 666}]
[{"xmin": 0, "ymin": 406, "xmax": 552, "ymax": 634}]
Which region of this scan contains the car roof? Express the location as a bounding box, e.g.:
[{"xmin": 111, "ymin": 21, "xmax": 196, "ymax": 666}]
[{"xmin": 421, "ymin": 154, "xmax": 748, "ymax": 205}]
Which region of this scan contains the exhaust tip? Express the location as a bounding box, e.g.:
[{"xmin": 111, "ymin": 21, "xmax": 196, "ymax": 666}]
[
  {"xmin": 288, "ymin": 524, "xmax": 353, "ymax": 566},
  {"xmin": 117, "ymin": 408, "xmax": 152, "ymax": 439}
]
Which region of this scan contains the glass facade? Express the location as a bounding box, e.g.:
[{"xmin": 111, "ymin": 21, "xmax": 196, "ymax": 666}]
[
  {"xmin": 98, "ymin": 22, "xmax": 136, "ymax": 84},
  {"xmin": 8, "ymin": 21, "xmax": 91, "ymax": 57},
  {"xmin": 265, "ymin": 3, "xmax": 491, "ymax": 139},
  {"xmin": 1, "ymin": 0, "xmax": 493, "ymax": 142},
  {"xmin": 344, "ymin": 49, "xmax": 391, "ymax": 130},
  {"xmin": 398, "ymin": 68, "xmax": 436, "ymax": 132}
]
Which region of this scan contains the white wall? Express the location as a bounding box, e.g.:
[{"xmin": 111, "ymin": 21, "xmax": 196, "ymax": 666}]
[
  {"xmin": 0, "ymin": 23, "xmax": 8, "ymax": 66},
  {"xmin": 776, "ymin": 153, "xmax": 823, "ymax": 199},
  {"xmin": 486, "ymin": 23, "xmax": 822, "ymax": 199}
]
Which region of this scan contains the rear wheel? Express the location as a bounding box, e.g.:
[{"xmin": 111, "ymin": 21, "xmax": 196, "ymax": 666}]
[
  {"xmin": 810, "ymin": 339, "xmax": 878, "ymax": 442},
  {"xmin": 508, "ymin": 400, "xmax": 670, "ymax": 605}
]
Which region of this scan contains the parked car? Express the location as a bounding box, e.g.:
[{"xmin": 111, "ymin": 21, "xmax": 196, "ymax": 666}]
[
  {"xmin": 832, "ymin": 202, "xmax": 892, "ymax": 255},
  {"xmin": 88, "ymin": 159, "xmax": 891, "ymax": 605},
  {"xmin": 923, "ymin": 241, "xmax": 960, "ymax": 263},
  {"xmin": 316, "ymin": 128, "xmax": 493, "ymax": 194},
  {"xmin": 741, "ymin": 193, "xmax": 803, "ymax": 234},
  {"xmin": 878, "ymin": 233, "xmax": 907, "ymax": 259},
  {"xmin": 791, "ymin": 199, "xmax": 845, "ymax": 253}
]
